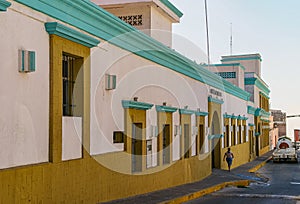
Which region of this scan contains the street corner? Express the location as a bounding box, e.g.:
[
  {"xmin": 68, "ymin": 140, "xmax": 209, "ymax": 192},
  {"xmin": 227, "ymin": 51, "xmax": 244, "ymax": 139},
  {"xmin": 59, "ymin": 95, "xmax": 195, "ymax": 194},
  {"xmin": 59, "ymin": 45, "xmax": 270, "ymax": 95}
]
[{"xmin": 248, "ymin": 156, "xmax": 272, "ymax": 173}]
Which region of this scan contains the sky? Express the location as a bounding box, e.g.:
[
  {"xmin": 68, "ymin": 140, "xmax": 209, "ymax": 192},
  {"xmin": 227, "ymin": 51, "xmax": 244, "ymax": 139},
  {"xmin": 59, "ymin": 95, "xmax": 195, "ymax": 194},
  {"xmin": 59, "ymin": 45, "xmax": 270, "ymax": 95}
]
[{"xmin": 169, "ymin": 0, "xmax": 300, "ymax": 138}]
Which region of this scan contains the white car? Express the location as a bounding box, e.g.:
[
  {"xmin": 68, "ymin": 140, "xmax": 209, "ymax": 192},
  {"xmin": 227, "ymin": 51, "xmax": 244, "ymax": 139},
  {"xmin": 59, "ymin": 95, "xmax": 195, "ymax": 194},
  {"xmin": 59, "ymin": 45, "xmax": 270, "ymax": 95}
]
[{"xmin": 272, "ymin": 138, "xmax": 298, "ymax": 162}]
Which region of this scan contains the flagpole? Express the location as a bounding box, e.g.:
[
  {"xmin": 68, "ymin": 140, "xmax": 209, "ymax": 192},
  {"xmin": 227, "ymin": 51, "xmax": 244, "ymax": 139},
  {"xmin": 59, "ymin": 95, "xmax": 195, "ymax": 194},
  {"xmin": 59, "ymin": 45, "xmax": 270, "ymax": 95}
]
[{"xmin": 204, "ymin": 0, "xmax": 210, "ymax": 66}]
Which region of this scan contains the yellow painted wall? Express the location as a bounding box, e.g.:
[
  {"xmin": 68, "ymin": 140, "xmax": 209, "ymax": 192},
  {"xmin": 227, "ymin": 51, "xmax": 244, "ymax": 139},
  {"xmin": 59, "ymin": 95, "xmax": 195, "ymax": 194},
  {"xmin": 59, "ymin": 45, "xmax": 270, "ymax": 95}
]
[
  {"xmin": 180, "ymin": 114, "xmax": 192, "ymax": 159},
  {"xmin": 208, "ymin": 101, "xmax": 222, "ymax": 168},
  {"xmin": 259, "ymin": 145, "xmax": 270, "ymax": 156},
  {"xmin": 221, "ymin": 142, "xmax": 250, "ymax": 170},
  {"xmin": 49, "ymin": 35, "xmax": 91, "ymax": 163},
  {"xmin": 0, "ymin": 149, "xmax": 212, "ymax": 203},
  {"xmin": 0, "ymin": 32, "xmax": 257, "ymax": 203}
]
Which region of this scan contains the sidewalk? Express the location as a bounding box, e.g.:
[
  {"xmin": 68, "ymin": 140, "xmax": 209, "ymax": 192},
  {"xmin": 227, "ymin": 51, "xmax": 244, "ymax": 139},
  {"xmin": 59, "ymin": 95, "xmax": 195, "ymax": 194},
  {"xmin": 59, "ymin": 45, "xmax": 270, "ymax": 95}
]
[{"xmin": 102, "ymin": 151, "xmax": 273, "ymax": 204}]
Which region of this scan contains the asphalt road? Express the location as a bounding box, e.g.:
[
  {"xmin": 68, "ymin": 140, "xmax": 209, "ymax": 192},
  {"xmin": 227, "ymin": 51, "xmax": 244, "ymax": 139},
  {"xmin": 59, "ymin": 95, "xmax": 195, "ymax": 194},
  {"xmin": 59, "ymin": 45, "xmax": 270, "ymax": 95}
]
[{"xmin": 186, "ymin": 152, "xmax": 300, "ymax": 204}]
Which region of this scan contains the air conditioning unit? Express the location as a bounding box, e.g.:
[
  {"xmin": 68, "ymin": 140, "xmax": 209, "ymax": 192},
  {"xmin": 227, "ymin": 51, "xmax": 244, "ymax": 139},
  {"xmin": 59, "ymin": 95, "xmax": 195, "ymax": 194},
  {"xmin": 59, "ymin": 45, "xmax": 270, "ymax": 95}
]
[
  {"xmin": 18, "ymin": 49, "xmax": 35, "ymax": 72},
  {"xmin": 105, "ymin": 74, "xmax": 116, "ymax": 90}
]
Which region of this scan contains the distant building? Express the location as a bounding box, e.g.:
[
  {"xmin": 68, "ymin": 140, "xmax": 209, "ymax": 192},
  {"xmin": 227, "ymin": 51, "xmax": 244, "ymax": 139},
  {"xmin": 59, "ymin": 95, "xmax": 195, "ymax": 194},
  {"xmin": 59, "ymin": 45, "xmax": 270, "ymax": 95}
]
[
  {"xmin": 270, "ymin": 109, "xmax": 287, "ymax": 137},
  {"xmin": 294, "ymin": 129, "xmax": 300, "ymax": 141},
  {"xmin": 206, "ymin": 53, "xmax": 271, "ymax": 160},
  {"xmin": 269, "ymin": 115, "xmax": 278, "ymax": 149}
]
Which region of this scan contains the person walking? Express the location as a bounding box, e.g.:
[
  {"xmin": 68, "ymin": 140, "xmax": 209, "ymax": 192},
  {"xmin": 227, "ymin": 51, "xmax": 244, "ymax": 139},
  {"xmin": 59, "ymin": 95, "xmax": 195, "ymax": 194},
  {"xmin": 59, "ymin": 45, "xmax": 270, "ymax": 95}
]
[{"xmin": 223, "ymin": 148, "xmax": 234, "ymax": 172}]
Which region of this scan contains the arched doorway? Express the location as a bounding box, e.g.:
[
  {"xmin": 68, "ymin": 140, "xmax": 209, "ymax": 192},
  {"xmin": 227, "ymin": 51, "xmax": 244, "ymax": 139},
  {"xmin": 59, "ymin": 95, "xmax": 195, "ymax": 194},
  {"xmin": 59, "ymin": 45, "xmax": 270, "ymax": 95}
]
[{"xmin": 211, "ymin": 111, "xmax": 221, "ymax": 168}]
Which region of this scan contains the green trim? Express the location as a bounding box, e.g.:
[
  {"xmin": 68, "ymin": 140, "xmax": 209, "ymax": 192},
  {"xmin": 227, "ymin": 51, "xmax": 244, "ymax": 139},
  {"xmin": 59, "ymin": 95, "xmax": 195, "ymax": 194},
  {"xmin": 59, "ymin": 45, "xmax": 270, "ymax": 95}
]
[
  {"xmin": 45, "ymin": 22, "xmax": 100, "ymax": 48},
  {"xmin": 0, "ymin": 0, "xmax": 11, "ymax": 11},
  {"xmin": 223, "ymin": 113, "xmax": 241, "ymax": 119},
  {"xmin": 255, "ymin": 108, "xmax": 270, "ymax": 118},
  {"xmin": 179, "ymin": 109, "xmax": 194, "ymax": 115},
  {"xmin": 223, "ymin": 113, "xmax": 232, "ymax": 119},
  {"xmin": 261, "ymin": 118, "xmax": 270, "ymax": 123},
  {"xmin": 240, "ymin": 65, "xmax": 246, "ymax": 70},
  {"xmin": 160, "ymin": 0, "xmax": 183, "ymax": 18},
  {"xmin": 122, "ymin": 100, "xmax": 153, "ymax": 110},
  {"xmin": 231, "ymin": 115, "xmax": 238, "ymax": 119},
  {"xmin": 247, "ymin": 106, "xmax": 256, "ymax": 115},
  {"xmin": 21, "ymin": 50, "xmax": 25, "ymax": 72},
  {"xmin": 208, "ymin": 134, "xmax": 224, "ymax": 140},
  {"xmin": 237, "ymin": 115, "xmax": 248, "ymax": 120},
  {"xmin": 221, "ymin": 56, "xmax": 262, "ymax": 62},
  {"xmin": 255, "ymin": 132, "xmax": 261, "ymax": 137},
  {"xmin": 29, "ymin": 51, "xmax": 36, "ymax": 72},
  {"xmin": 155, "ymin": 105, "xmax": 178, "ymax": 113},
  {"xmin": 16, "ymin": 0, "xmax": 250, "ymax": 101},
  {"xmin": 245, "ymin": 77, "xmax": 270, "ymax": 96},
  {"xmin": 208, "ymin": 96, "xmax": 224, "ymax": 104},
  {"xmin": 248, "ymin": 123, "xmax": 255, "ymax": 127},
  {"xmin": 259, "ymin": 91, "xmax": 270, "ymax": 99},
  {"xmin": 195, "ymin": 111, "xmax": 208, "ymax": 116}
]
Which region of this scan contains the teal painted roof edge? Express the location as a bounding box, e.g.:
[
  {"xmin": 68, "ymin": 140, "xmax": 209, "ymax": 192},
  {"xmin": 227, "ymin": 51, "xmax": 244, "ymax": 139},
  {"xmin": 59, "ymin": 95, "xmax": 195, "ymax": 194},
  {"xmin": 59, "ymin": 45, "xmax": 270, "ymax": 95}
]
[
  {"xmin": 237, "ymin": 115, "xmax": 248, "ymax": 120},
  {"xmin": 122, "ymin": 100, "xmax": 153, "ymax": 110},
  {"xmin": 45, "ymin": 22, "xmax": 100, "ymax": 48},
  {"xmin": 247, "ymin": 105, "xmax": 256, "ymax": 115},
  {"xmin": 15, "ymin": 0, "xmax": 250, "ymax": 101},
  {"xmin": 208, "ymin": 96, "xmax": 224, "ymax": 104},
  {"xmin": 221, "ymin": 56, "xmax": 262, "ymax": 62},
  {"xmin": 155, "ymin": 105, "xmax": 178, "ymax": 113},
  {"xmin": 245, "ymin": 77, "xmax": 270, "ymax": 96},
  {"xmin": 195, "ymin": 111, "xmax": 208, "ymax": 116},
  {"xmin": 179, "ymin": 109, "xmax": 195, "ymax": 115},
  {"xmin": 160, "ymin": 0, "xmax": 183, "ymax": 18},
  {"xmin": 0, "ymin": 0, "xmax": 11, "ymax": 11},
  {"xmin": 255, "ymin": 108, "xmax": 270, "ymax": 117}
]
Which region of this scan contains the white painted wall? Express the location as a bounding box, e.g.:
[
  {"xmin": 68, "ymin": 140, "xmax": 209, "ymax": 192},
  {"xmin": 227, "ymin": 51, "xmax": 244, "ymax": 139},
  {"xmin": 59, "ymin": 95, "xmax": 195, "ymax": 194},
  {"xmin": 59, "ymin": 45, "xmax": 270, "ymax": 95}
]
[
  {"xmin": 90, "ymin": 41, "xmax": 210, "ymax": 156},
  {"xmin": 223, "ymin": 59, "xmax": 261, "ymax": 77},
  {"xmin": 89, "ymin": 5, "xmax": 255, "ymax": 159},
  {"xmin": 99, "ymin": 4, "xmax": 151, "ymax": 37},
  {"xmin": 150, "ymin": 6, "xmax": 173, "ymax": 47},
  {"xmin": 208, "ymin": 65, "xmax": 245, "ymax": 90},
  {"xmin": 0, "ymin": 6, "xmax": 49, "ymax": 169},
  {"xmin": 62, "ymin": 117, "xmax": 82, "ymax": 161}
]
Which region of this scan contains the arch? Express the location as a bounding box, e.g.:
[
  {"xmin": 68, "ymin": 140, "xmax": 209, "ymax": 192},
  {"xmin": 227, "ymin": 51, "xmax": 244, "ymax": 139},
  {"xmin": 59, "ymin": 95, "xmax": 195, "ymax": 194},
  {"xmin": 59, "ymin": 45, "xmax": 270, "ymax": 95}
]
[{"xmin": 211, "ymin": 111, "xmax": 222, "ymax": 168}]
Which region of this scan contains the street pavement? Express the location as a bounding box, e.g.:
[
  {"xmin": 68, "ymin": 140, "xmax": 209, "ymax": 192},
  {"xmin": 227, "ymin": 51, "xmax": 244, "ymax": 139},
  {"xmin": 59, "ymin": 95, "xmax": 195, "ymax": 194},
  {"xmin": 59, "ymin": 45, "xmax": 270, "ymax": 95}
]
[
  {"xmin": 101, "ymin": 151, "xmax": 273, "ymax": 204},
  {"xmin": 185, "ymin": 151, "xmax": 300, "ymax": 204}
]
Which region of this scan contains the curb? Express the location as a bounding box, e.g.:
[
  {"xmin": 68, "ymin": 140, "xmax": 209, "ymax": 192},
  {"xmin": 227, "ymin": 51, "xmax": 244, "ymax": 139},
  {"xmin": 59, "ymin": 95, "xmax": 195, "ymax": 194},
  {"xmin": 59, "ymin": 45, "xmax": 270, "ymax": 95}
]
[
  {"xmin": 159, "ymin": 180, "xmax": 250, "ymax": 204},
  {"xmin": 248, "ymin": 156, "xmax": 272, "ymax": 173},
  {"xmin": 160, "ymin": 156, "xmax": 272, "ymax": 204}
]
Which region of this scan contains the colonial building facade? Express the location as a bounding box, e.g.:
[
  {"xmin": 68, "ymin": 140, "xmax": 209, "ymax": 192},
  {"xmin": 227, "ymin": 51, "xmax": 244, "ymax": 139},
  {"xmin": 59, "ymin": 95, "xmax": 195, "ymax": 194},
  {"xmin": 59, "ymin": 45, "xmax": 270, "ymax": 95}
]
[{"xmin": 0, "ymin": 0, "xmax": 270, "ymax": 203}]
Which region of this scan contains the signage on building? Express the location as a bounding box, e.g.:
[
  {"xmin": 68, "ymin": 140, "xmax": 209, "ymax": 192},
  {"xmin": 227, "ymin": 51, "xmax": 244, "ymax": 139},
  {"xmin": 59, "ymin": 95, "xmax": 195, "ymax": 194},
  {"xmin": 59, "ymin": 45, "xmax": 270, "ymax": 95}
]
[{"xmin": 210, "ymin": 88, "xmax": 222, "ymax": 97}]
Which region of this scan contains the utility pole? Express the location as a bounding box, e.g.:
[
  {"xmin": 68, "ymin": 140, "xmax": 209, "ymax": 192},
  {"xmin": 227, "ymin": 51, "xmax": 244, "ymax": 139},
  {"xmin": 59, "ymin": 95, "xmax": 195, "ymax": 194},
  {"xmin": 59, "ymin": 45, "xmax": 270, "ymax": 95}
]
[
  {"xmin": 286, "ymin": 115, "xmax": 300, "ymax": 118},
  {"xmin": 230, "ymin": 23, "xmax": 233, "ymax": 55},
  {"xmin": 204, "ymin": 0, "xmax": 210, "ymax": 66}
]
